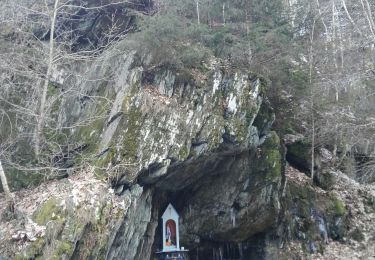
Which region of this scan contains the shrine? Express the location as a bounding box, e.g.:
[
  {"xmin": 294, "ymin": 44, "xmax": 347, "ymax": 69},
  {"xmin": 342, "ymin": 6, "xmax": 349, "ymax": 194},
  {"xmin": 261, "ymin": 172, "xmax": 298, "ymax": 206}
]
[{"xmin": 156, "ymin": 204, "xmax": 189, "ymax": 260}]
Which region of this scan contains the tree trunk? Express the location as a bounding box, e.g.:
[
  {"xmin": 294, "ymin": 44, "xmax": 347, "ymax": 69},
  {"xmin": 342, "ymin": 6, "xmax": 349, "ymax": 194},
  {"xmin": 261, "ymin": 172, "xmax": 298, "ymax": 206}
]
[
  {"xmin": 332, "ymin": 124, "xmax": 338, "ymax": 164},
  {"xmin": 341, "ymin": 0, "xmax": 362, "ymax": 35},
  {"xmin": 364, "ymin": 0, "xmax": 375, "ymax": 32},
  {"xmin": 34, "ymin": 0, "xmax": 59, "ymax": 156},
  {"xmin": 0, "ymin": 160, "xmax": 14, "ymax": 211},
  {"xmin": 309, "ymin": 19, "xmax": 316, "ymax": 181},
  {"xmin": 196, "ymin": 0, "xmax": 200, "ymax": 25},
  {"xmin": 360, "ymin": 0, "xmax": 375, "ymax": 36}
]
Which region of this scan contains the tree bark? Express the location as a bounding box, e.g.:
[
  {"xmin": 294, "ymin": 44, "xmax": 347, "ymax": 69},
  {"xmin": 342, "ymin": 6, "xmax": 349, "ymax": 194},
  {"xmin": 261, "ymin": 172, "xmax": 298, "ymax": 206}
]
[{"xmin": 0, "ymin": 160, "xmax": 14, "ymax": 211}]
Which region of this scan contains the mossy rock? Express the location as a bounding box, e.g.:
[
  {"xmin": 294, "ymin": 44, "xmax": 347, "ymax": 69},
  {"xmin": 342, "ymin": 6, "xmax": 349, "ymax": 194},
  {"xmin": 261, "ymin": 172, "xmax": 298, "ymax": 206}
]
[
  {"xmin": 260, "ymin": 131, "xmax": 282, "ymax": 181},
  {"xmin": 286, "ymin": 184, "xmax": 313, "ymax": 219},
  {"xmin": 0, "ymin": 141, "xmax": 43, "ymax": 192},
  {"xmin": 47, "ymin": 82, "xmax": 59, "ymax": 97},
  {"xmin": 14, "ymin": 238, "xmax": 45, "ymax": 260},
  {"xmin": 121, "ymin": 107, "xmax": 143, "ymax": 161},
  {"xmin": 52, "ymin": 241, "xmax": 73, "ymax": 259},
  {"xmin": 326, "ymin": 194, "xmax": 349, "ymax": 240},
  {"xmin": 96, "ymin": 147, "xmax": 116, "ymax": 170},
  {"xmin": 33, "ymin": 197, "xmax": 63, "ymax": 225},
  {"xmin": 179, "ymin": 146, "xmax": 190, "ymax": 160},
  {"xmin": 315, "ymin": 169, "xmax": 336, "ymax": 190}
]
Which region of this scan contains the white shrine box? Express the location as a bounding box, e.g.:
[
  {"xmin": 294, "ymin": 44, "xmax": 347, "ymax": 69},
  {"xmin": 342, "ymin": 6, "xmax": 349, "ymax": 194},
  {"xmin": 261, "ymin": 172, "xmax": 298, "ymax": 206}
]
[
  {"xmin": 156, "ymin": 204, "xmax": 189, "ymax": 260},
  {"xmin": 162, "ymin": 203, "xmax": 180, "ymax": 252}
]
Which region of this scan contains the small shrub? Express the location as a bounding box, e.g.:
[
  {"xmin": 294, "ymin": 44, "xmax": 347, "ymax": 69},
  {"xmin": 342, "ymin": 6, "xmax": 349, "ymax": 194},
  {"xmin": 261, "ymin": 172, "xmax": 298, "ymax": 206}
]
[{"xmin": 330, "ymin": 193, "xmax": 346, "ymax": 217}]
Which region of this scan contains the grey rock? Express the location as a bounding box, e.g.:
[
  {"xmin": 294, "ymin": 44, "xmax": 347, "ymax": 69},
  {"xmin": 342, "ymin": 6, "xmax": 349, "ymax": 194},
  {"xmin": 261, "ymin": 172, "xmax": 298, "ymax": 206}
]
[
  {"xmin": 114, "ymin": 185, "xmax": 124, "ymax": 195},
  {"xmin": 106, "ymin": 186, "xmax": 153, "ymax": 260},
  {"xmin": 308, "ymin": 241, "xmax": 317, "ymax": 254}
]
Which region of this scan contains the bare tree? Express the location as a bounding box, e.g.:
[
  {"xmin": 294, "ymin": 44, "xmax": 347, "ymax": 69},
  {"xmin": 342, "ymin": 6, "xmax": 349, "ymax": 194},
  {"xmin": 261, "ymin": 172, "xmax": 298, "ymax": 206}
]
[
  {"xmin": 309, "ymin": 17, "xmax": 316, "ymax": 181},
  {"xmin": 0, "ymin": 0, "xmax": 136, "ymax": 194},
  {"xmin": 34, "ymin": 0, "xmax": 60, "ymax": 156},
  {"xmin": 285, "ymin": 0, "xmax": 375, "ymax": 183}
]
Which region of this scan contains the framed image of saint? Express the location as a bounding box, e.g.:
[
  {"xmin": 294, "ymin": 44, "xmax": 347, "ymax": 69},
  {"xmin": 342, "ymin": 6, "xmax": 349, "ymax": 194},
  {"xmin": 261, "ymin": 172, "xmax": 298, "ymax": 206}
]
[{"xmin": 165, "ymin": 219, "xmax": 177, "ymax": 247}]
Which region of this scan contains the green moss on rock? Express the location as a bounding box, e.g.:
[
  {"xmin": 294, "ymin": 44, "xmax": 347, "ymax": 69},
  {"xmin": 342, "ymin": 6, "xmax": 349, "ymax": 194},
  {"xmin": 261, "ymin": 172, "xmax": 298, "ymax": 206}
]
[
  {"xmin": 122, "ymin": 107, "xmax": 143, "ymax": 160},
  {"xmin": 178, "ymin": 146, "xmax": 190, "ymax": 160},
  {"xmin": 261, "ymin": 131, "xmax": 282, "ymax": 181},
  {"xmin": 233, "ymin": 117, "xmax": 248, "ymax": 142},
  {"xmin": 207, "ymin": 113, "xmax": 224, "ymax": 150},
  {"xmin": 233, "ymin": 84, "xmax": 260, "ymax": 142},
  {"xmin": 53, "ymin": 241, "xmax": 73, "ymax": 259},
  {"xmin": 258, "ymin": 77, "xmax": 269, "ymax": 97},
  {"xmin": 96, "ymin": 148, "xmax": 116, "ymax": 169},
  {"xmin": 33, "ymin": 197, "xmax": 62, "ymax": 225},
  {"xmin": 76, "ymin": 118, "xmax": 105, "ymax": 150},
  {"xmin": 15, "ymin": 238, "xmax": 45, "ymax": 260}
]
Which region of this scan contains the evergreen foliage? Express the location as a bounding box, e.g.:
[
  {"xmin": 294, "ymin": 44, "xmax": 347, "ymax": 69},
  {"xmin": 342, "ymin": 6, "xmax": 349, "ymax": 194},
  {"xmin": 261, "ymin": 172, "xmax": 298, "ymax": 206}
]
[{"xmin": 128, "ymin": 0, "xmax": 292, "ymax": 69}]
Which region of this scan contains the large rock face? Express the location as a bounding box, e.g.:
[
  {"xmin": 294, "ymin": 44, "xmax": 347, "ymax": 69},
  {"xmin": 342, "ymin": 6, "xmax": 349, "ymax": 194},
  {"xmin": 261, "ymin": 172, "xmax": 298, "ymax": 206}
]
[
  {"xmin": 66, "ymin": 48, "xmax": 282, "ymax": 258},
  {"xmin": 0, "ymin": 39, "xmax": 283, "ymax": 259},
  {"xmin": 51, "ymin": 46, "xmax": 276, "ymax": 187},
  {"xmin": 0, "ymin": 2, "xmax": 283, "ymax": 256}
]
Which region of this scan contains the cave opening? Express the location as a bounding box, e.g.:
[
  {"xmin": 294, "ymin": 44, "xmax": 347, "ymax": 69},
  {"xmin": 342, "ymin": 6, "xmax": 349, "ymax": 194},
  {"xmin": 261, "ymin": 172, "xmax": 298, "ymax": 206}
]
[
  {"xmin": 138, "ymin": 145, "xmax": 281, "ymax": 260},
  {"xmin": 149, "ymin": 185, "xmax": 270, "ymax": 260}
]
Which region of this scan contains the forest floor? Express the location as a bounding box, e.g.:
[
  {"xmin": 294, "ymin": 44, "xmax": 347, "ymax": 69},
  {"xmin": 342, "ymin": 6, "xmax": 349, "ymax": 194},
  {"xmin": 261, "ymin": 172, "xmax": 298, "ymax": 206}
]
[{"xmin": 317, "ymin": 171, "xmax": 375, "ymax": 260}]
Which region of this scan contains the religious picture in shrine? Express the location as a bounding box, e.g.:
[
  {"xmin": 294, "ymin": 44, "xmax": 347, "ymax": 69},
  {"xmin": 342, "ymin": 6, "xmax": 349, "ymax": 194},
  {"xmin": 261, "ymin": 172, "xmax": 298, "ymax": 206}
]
[{"xmin": 165, "ymin": 219, "xmax": 177, "ymax": 247}]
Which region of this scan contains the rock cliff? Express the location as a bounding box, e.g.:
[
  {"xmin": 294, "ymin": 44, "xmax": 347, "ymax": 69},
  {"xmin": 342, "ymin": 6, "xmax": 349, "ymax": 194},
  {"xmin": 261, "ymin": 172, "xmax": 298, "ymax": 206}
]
[{"xmin": 0, "ymin": 38, "xmax": 285, "ymax": 258}]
